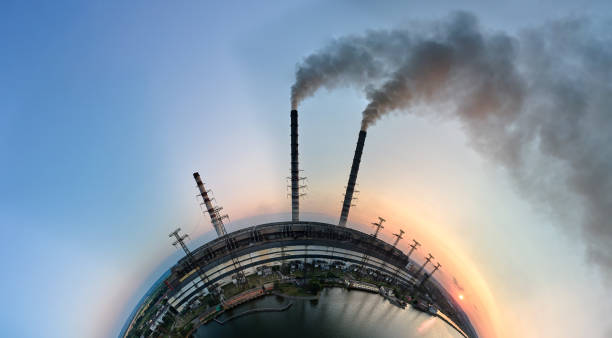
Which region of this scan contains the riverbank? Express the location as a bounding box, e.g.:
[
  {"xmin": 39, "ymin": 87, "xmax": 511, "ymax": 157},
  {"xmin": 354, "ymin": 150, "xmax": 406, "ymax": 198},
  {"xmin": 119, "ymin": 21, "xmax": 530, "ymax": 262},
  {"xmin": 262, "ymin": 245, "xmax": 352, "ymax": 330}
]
[
  {"xmin": 271, "ymin": 291, "xmax": 318, "ymax": 300},
  {"xmin": 177, "ymin": 271, "xmax": 474, "ymax": 338},
  {"xmin": 192, "ymin": 288, "xmax": 466, "ymax": 338},
  {"xmin": 436, "ymin": 310, "xmax": 469, "ymax": 338},
  {"xmin": 186, "ymin": 286, "xmax": 466, "ymax": 338},
  {"xmin": 213, "ymin": 303, "xmax": 293, "ymax": 325}
]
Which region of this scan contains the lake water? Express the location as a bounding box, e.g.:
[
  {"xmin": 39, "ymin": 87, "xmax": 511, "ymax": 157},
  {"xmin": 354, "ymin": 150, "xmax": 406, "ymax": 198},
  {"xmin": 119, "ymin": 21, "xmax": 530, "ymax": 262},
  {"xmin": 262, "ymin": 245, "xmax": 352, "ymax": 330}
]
[{"xmin": 195, "ymin": 288, "xmax": 463, "ymax": 338}]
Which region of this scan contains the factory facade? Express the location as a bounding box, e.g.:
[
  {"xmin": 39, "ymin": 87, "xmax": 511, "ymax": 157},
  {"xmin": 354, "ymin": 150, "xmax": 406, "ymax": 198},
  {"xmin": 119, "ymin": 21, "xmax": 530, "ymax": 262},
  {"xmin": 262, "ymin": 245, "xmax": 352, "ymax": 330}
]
[{"xmin": 165, "ymin": 221, "xmax": 419, "ymax": 313}]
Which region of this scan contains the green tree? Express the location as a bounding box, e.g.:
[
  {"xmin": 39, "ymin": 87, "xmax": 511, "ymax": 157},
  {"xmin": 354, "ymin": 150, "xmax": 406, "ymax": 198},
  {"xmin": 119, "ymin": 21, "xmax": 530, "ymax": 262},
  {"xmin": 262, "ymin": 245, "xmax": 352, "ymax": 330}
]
[{"xmin": 308, "ymin": 279, "xmax": 322, "ymax": 293}]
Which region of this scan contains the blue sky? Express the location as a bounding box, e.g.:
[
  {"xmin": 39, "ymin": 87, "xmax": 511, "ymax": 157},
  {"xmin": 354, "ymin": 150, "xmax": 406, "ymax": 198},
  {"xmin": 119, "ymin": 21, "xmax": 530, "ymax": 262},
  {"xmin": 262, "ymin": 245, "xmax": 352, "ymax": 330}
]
[{"xmin": 2, "ymin": 1, "xmax": 611, "ymax": 337}]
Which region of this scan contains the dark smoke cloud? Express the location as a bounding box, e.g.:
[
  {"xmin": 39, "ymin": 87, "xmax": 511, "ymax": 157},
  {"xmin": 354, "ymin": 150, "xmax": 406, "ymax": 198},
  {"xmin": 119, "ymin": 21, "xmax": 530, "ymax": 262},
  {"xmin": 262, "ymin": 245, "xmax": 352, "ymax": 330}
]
[
  {"xmin": 291, "ymin": 12, "xmax": 612, "ymax": 281},
  {"xmin": 290, "ymin": 30, "xmax": 419, "ymax": 109},
  {"xmin": 361, "ymin": 14, "xmax": 522, "ymax": 131},
  {"xmin": 290, "ymin": 40, "xmax": 384, "ymax": 110}
]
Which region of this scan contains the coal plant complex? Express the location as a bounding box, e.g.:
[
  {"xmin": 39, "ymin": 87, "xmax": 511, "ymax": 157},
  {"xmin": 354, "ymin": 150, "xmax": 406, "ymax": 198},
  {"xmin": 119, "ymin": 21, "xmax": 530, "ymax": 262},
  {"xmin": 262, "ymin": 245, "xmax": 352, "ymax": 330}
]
[{"xmin": 122, "ymin": 109, "xmax": 478, "ymax": 338}]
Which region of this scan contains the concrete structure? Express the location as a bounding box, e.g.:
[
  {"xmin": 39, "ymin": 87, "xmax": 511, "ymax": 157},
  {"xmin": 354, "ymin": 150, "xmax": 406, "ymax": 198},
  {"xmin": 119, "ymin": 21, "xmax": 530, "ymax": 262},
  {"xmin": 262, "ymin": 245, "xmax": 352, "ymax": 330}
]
[
  {"xmin": 194, "ymin": 173, "xmax": 228, "ymax": 237},
  {"xmin": 164, "ymin": 221, "xmax": 419, "ymax": 313},
  {"xmin": 290, "ymin": 109, "xmax": 300, "ymax": 222},
  {"xmin": 339, "ymin": 130, "xmax": 367, "ymax": 226}
]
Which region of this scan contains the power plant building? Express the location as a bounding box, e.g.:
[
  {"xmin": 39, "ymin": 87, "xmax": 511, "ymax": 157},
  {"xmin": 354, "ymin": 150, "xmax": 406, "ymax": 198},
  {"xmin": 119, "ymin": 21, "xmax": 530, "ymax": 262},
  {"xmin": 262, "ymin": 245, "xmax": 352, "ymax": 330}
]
[
  {"xmin": 165, "ymin": 221, "xmax": 419, "ymax": 312},
  {"xmin": 164, "ymin": 110, "xmax": 418, "ymax": 314}
]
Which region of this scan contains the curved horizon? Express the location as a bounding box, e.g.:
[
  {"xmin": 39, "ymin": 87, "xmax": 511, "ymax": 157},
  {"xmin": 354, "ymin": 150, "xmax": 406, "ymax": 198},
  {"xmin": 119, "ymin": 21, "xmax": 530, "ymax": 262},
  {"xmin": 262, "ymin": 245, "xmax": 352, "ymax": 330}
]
[
  {"xmin": 2, "ymin": 2, "xmax": 611, "ymax": 337},
  {"xmin": 117, "ymin": 211, "xmax": 498, "ymax": 337}
]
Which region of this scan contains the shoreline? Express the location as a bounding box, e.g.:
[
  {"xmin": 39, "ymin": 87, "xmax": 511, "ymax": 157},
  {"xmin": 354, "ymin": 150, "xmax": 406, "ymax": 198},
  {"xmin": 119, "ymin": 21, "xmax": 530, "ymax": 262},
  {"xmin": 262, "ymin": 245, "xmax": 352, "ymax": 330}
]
[
  {"xmin": 271, "ymin": 291, "xmax": 319, "ymax": 300},
  {"xmin": 186, "ymin": 286, "xmax": 467, "ymax": 338},
  {"xmin": 436, "ymin": 311, "xmax": 469, "ymax": 338},
  {"xmin": 214, "ymin": 302, "xmax": 294, "ymax": 325}
]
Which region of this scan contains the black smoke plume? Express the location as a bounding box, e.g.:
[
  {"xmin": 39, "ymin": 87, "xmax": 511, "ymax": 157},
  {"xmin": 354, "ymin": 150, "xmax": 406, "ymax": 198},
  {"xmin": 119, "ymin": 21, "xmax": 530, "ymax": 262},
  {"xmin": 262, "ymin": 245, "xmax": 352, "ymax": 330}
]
[{"xmin": 291, "ymin": 12, "xmax": 612, "ymax": 281}]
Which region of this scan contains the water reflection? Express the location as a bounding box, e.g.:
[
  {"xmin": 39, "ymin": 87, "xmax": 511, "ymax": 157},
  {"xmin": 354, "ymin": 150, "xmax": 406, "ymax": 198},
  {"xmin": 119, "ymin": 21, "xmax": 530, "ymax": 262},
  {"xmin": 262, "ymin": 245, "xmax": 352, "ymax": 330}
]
[{"xmin": 196, "ymin": 288, "xmax": 462, "ymax": 338}]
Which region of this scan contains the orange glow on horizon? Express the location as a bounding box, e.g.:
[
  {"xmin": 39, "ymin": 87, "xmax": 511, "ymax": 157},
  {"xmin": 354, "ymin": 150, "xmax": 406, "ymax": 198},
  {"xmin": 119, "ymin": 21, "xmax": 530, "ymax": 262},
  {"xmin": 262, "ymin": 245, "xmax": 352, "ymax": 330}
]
[
  {"xmin": 347, "ymin": 204, "xmax": 506, "ymax": 338},
  {"xmin": 192, "ymin": 205, "xmax": 506, "ymax": 338}
]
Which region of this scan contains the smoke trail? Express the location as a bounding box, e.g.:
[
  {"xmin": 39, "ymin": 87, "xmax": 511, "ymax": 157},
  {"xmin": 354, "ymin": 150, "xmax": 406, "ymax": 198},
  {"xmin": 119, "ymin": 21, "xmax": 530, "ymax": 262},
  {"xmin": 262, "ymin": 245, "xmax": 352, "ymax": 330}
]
[
  {"xmin": 291, "ymin": 12, "xmax": 612, "ymax": 281},
  {"xmin": 290, "ymin": 42, "xmax": 379, "ymax": 109},
  {"xmin": 361, "ymin": 13, "xmax": 523, "ymax": 130},
  {"xmin": 290, "ymin": 31, "xmax": 417, "ymax": 109}
]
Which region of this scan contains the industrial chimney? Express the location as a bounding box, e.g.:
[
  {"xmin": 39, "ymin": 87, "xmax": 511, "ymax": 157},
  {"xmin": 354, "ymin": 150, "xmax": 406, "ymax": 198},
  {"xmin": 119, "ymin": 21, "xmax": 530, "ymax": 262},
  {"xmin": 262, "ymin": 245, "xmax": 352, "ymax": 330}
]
[
  {"xmin": 339, "ymin": 130, "xmax": 367, "ymax": 226},
  {"xmin": 193, "ymin": 172, "xmax": 227, "ymax": 237},
  {"xmin": 291, "ymin": 109, "xmax": 300, "ymax": 222}
]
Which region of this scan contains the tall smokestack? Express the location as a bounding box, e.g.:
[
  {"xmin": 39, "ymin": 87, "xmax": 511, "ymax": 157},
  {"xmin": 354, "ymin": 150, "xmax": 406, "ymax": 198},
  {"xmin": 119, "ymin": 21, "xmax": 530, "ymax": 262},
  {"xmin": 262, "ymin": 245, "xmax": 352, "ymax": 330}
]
[
  {"xmin": 339, "ymin": 130, "xmax": 367, "ymax": 226},
  {"xmin": 291, "ymin": 110, "xmax": 299, "ymax": 222},
  {"xmin": 193, "ymin": 172, "xmax": 227, "ymax": 237}
]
